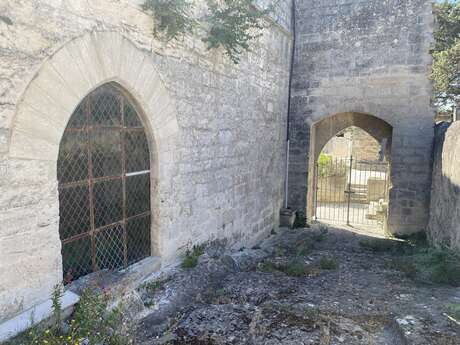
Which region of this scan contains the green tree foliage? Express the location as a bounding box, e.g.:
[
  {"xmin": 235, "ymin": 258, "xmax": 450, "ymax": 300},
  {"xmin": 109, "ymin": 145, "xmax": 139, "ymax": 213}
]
[
  {"xmin": 204, "ymin": 0, "xmax": 269, "ymax": 64},
  {"xmin": 431, "ymin": 1, "xmax": 460, "ymax": 109},
  {"xmin": 142, "ymin": 0, "xmax": 196, "ymax": 41},
  {"xmin": 142, "ymin": 0, "xmax": 271, "ymax": 64}
]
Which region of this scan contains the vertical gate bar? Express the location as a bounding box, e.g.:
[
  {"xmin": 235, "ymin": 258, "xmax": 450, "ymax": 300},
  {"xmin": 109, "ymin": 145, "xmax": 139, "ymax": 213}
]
[
  {"xmin": 327, "ymin": 158, "xmax": 331, "ymax": 221},
  {"xmin": 315, "ymin": 162, "xmax": 319, "ymax": 221},
  {"xmin": 86, "ymin": 97, "xmax": 97, "ymax": 272},
  {"xmin": 120, "ymin": 96, "xmax": 128, "ymax": 268},
  {"xmin": 339, "ymin": 158, "xmax": 347, "ymax": 222},
  {"xmin": 319, "ymin": 160, "xmax": 323, "ymax": 220},
  {"xmin": 333, "ymin": 158, "xmax": 337, "ymax": 222},
  {"xmin": 346, "ymin": 156, "xmax": 353, "ymax": 226}
]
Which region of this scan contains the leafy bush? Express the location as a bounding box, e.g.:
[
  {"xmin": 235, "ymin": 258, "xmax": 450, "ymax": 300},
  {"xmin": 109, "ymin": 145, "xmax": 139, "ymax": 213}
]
[{"xmin": 317, "ymin": 153, "xmax": 347, "ymax": 178}]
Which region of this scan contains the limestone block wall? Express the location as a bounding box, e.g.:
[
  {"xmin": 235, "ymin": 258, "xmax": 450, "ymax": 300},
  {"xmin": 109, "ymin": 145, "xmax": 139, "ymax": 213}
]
[
  {"xmin": 289, "ymin": 0, "xmax": 435, "ymax": 234},
  {"xmin": 428, "ymin": 122, "xmax": 460, "ymax": 250},
  {"xmin": 0, "ymin": 0, "xmax": 292, "ymax": 322}
]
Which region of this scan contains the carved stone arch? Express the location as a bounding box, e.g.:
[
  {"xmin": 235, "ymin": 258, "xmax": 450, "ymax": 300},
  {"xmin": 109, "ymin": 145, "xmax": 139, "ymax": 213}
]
[
  {"xmin": 311, "ymin": 112, "xmax": 393, "ymax": 162},
  {"xmin": 8, "ymin": 31, "xmax": 180, "ymax": 281},
  {"xmin": 306, "ymin": 111, "xmax": 393, "ymax": 222}
]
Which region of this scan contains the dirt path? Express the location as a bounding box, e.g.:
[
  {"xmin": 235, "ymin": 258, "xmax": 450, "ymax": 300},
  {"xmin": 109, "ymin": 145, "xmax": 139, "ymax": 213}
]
[{"xmin": 134, "ymin": 226, "xmax": 460, "ymax": 345}]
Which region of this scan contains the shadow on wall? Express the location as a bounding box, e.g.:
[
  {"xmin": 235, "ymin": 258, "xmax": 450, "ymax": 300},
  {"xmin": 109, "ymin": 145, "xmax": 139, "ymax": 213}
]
[{"xmin": 428, "ymin": 122, "xmax": 460, "ymax": 250}]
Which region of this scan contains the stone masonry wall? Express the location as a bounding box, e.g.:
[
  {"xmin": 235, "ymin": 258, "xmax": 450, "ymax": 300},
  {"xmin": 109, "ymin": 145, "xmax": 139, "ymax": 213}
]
[
  {"xmin": 428, "ymin": 122, "xmax": 460, "ymax": 250},
  {"xmin": 0, "ymin": 0, "xmax": 292, "ymax": 322},
  {"xmin": 322, "ymin": 127, "xmax": 382, "ymax": 161},
  {"xmin": 289, "ymin": 0, "xmax": 435, "ymax": 234}
]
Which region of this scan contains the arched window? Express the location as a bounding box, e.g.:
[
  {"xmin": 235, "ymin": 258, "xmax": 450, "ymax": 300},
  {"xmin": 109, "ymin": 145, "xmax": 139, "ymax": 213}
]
[{"xmin": 57, "ymin": 83, "xmax": 151, "ymax": 283}]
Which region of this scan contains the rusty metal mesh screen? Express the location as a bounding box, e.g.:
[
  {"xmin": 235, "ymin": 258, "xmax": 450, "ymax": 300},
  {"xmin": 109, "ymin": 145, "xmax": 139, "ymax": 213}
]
[{"xmin": 58, "ymin": 84, "xmax": 151, "ymax": 283}]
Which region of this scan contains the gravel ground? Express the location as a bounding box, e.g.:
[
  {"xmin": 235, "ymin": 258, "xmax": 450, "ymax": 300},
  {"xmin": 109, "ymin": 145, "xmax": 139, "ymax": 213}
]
[{"xmin": 133, "ymin": 226, "xmax": 460, "ymax": 345}]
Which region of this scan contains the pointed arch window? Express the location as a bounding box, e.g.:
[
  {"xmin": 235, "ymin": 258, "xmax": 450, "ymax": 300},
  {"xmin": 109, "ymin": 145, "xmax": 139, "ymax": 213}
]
[{"xmin": 57, "ymin": 83, "xmax": 151, "ymax": 283}]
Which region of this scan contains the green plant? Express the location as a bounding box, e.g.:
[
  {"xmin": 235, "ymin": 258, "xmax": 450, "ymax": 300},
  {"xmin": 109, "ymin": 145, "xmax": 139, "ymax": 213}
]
[
  {"xmin": 319, "ymin": 257, "xmax": 338, "ymax": 270},
  {"xmin": 51, "ymin": 284, "xmax": 63, "ymax": 332},
  {"xmin": 385, "ymin": 258, "xmax": 418, "ymax": 279},
  {"xmin": 142, "ymin": 0, "xmax": 196, "ymax": 41},
  {"xmin": 181, "ymin": 243, "xmax": 206, "ymax": 269},
  {"xmin": 385, "ymin": 246, "xmax": 460, "ymax": 286},
  {"xmin": 140, "ymin": 277, "xmax": 170, "ymax": 294},
  {"xmin": 359, "ymin": 238, "xmax": 404, "ymax": 252},
  {"xmin": 203, "ymin": 0, "xmax": 269, "ymax": 64},
  {"xmin": 446, "ymin": 303, "xmax": 460, "ymax": 321},
  {"xmin": 295, "ymin": 238, "xmax": 314, "ymax": 256},
  {"xmin": 283, "ymin": 260, "xmax": 308, "ymax": 277},
  {"xmin": 317, "ymin": 153, "xmax": 347, "ymax": 178},
  {"xmin": 142, "ymin": 0, "xmax": 272, "ymax": 64},
  {"xmin": 430, "ymin": 1, "xmax": 460, "ymax": 111},
  {"xmin": 6, "ymin": 288, "xmax": 133, "ymax": 345},
  {"xmin": 258, "ymin": 260, "xmax": 277, "ymax": 273}
]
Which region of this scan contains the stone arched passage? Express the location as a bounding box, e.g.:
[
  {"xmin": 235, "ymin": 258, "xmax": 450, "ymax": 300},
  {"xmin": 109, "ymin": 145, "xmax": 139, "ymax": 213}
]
[
  {"xmin": 7, "ymin": 31, "xmax": 179, "ymax": 304},
  {"xmin": 305, "ymin": 112, "xmax": 393, "ymax": 223}
]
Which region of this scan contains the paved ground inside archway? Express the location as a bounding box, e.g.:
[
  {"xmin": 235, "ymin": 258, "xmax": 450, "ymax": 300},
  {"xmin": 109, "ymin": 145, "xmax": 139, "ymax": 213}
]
[{"xmin": 134, "ymin": 227, "xmax": 460, "ymax": 345}]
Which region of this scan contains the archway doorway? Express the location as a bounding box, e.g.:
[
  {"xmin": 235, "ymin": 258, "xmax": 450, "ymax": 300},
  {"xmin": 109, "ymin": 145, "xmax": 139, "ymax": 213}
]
[
  {"xmin": 57, "ymin": 83, "xmax": 152, "ymax": 283},
  {"xmin": 315, "ymin": 127, "xmax": 390, "ymax": 231},
  {"xmin": 307, "ymin": 113, "xmax": 393, "ymax": 233}
]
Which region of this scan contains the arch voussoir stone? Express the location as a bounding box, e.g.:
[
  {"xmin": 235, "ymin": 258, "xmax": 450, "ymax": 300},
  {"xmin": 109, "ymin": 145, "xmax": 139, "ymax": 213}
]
[{"xmin": 9, "ymin": 31, "xmax": 179, "ymax": 164}]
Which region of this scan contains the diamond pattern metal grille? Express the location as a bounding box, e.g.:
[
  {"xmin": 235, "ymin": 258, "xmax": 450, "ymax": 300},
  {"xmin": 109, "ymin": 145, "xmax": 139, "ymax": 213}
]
[
  {"xmin": 127, "ymin": 215, "xmax": 151, "ymax": 265},
  {"xmin": 95, "ymin": 225, "xmax": 125, "ymax": 270},
  {"xmin": 58, "ymin": 83, "xmax": 152, "ymax": 283},
  {"xmin": 59, "ymin": 184, "xmax": 91, "ymax": 240}
]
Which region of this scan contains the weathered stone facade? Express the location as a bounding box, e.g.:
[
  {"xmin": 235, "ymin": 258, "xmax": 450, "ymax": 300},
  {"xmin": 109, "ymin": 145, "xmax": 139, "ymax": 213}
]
[
  {"xmin": 428, "ymin": 122, "xmax": 460, "ymax": 250},
  {"xmin": 288, "ymin": 0, "xmax": 435, "ymax": 235},
  {"xmin": 0, "ymin": 0, "xmax": 292, "ymax": 322},
  {"xmin": 0, "ymin": 0, "xmax": 439, "ymax": 330}
]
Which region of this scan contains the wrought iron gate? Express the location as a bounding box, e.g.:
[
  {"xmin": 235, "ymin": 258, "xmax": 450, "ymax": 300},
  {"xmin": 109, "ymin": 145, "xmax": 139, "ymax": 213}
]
[{"xmin": 314, "ymin": 156, "xmax": 389, "ymax": 229}]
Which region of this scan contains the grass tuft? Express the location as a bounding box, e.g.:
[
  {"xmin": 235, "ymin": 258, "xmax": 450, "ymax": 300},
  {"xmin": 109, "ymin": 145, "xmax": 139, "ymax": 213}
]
[
  {"xmin": 181, "ymin": 244, "xmax": 206, "ymax": 269},
  {"xmin": 319, "ymin": 257, "xmax": 338, "ymax": 270}
]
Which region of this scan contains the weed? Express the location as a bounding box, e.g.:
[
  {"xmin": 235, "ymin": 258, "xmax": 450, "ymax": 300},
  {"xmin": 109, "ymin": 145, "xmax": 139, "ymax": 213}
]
[
  {"xmin": 385, "ymin": 258, "xmax": 418, "ymax": 279},
  {"xmin": 181, "ymin": 243, "xmax": 206, "ymax": 269},
  {"xmin": 283, "ymin": 260, "xmax": 308, "ymax": 277},
  {"xmin": 206, "ymin": 238, "xmax": 228, "ymax": 258},
  {"xmin": 51, "ymin": 284, "xmax": 63, "ymax": 332},
  {"xmin": 414, "ymin": 248, "xmax": 460, "ymax": 285},
  {"xmin": 385, "ymin": 247, "xmax": 460, "ymax": 286},
  {"xmin": 359, "ymin": 238, "xmax": 404, "ymax": 252},
  {"xmin": 312, "ymin": 230, "xmax": 328, "ymax": 243},
  {"xmin": 258, "ymin": 261, "xmax": 278, "ymax": 273},
  {"xmin": 140, "ymin": 277, "xmax": 170, "ymax": 295},
  {"xmin": 6, "ymin": 287, "xmax": 134, "ymax": 345},
  {"xmin": 446, "ymin": 303, "xmax": 460, "ymax": 321},
  {"xmin": 296, "ymin": 238, "xmax": 314, "ymax": 256},
  {"xmin": 319, "ymin": 257, "xmax": 338, "ymax": 270},
  {"xmin": 274, "ymin": 245, "xmax": 288, "ymax": 257}
]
